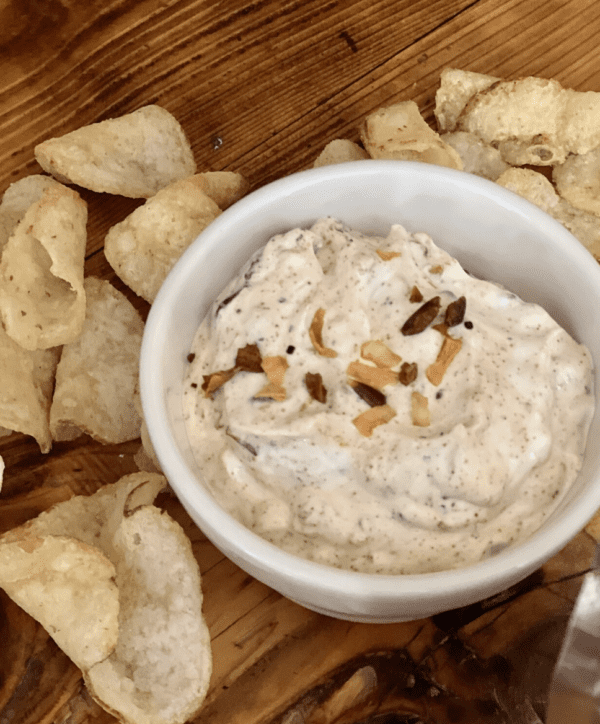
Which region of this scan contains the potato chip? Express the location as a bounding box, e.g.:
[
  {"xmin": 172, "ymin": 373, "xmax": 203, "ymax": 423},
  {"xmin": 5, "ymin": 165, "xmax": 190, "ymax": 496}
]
[
  {"xmin": 134, "ymin": 419, "xmax": 163, "ymax": 473},
  {"xmin": 313, "ymin": 139, "xmax": 369, "ymax": 167},
  {"xmin": 49, "ymin": 277, "xmax": 143, "ymax": 444},
  {"xmin": 0, "ymin": 174, "xmax": 65, "ymax": 253},
  {"xmin": 190, "ymin": 171, "xmax": 250, "ymax": 209},
  {"xmin": 0, "ymin": 324, "xmax": 60, "ymax": 453},
  {"xmin": 456, "ymin": 76, "xmax": 600, "ymax": 166},
  {"xmin": 440, "ymin": 131, "xmax": 509, "ymax": 180},
  {"xmin": 0, "ymin": 534, "xmax": 119, "ymax": 671},
  {"xmin": 84, "ymin": 504, "xmax": 212, "ymax": 724},
  {"xmin": 360, "ymin": 101, "xmax": 463, "ymax": 170},
  {"xmin": 434, "ymin": 68, "xmax": 499, "ymax": 133},
  {"xmin": 1, "ymin": 473, "xmax": 211, "ymax": 724},
  {"xmin": 496, "ymin": 167, "xmax": 600, "ymax": 261},
  {"xmin": 34, "ymin": 105, "xmax": 197, "ymax": 198},
  {"xmin": 0, "ymin": 183, "xmax": 87, "ymax": 350},
  {"xmin": 104, "ymin": 176, "xmax": 222, "ymax": 303},
  {"xmin": 0, "ymin": 455, "xmax": 4, "ymax": 491},
  {"xmin": 2, "ymin": 472, "xmax": 167, "ymax": 548},
  {"xmin": 553, "ymin": 147, "xmax": 600, "ymax": 217}
]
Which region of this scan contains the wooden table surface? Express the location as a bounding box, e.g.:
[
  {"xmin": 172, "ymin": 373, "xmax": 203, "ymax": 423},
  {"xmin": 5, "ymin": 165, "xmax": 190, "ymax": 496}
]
[{"xmin": 2, "ymin": 1, "xmax": 600, "ymax": 722}]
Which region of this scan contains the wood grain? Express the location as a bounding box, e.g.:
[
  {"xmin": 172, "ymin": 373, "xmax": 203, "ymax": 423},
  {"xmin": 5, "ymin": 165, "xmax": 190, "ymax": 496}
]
[{"xmin": 2, "ymin": 0, "xmax": 600, "ymax": 722}]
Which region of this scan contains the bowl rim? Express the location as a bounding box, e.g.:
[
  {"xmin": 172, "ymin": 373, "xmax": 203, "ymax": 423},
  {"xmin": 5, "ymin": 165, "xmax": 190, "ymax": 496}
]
[{"xmin": 141, "ymin": 159, "xmax": 600, "ymax": 601}]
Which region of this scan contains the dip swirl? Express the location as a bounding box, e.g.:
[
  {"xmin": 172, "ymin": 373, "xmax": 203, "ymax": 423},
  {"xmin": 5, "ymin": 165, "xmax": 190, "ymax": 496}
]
[{"xmin": 183, "ymin": 218, "xmax": 594, "ymax": 574}]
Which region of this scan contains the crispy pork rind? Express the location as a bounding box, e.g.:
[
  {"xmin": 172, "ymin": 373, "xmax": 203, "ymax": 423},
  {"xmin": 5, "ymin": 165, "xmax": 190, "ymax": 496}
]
[
  {"xmin": 440, "ymin": 131, "xmax": 509, "ymax": 180},
  {"xmin": 360, "ymin": 101, "xmax": 463, "ymax": 170},
  {"xmin": 0, "ymin": 183, "xmax": 87, "ymax": 350},
  {"xmin": 0, "ymin": 535, "xmax": 119, "ymax": 671},
  {"xmin": 456, "ymin": 76, "xmax": 600, "ymax": 166},
  {"xmin": 104, "ymin": 176, "xmax": 222, "ymax": 303},
  {"xmin": 0, "ymin": 324, "xmax": 59, "ymax": 453},
  {"xmin": 191, "ymin": 171, "xmax": 250, "ymax": 209},
  {"xmin": 553, "ymin": 147, "xmax": 600, "ymax": 217},
  {"xmin": 313, "ymin": 139, "xmax": 369, "ymax": 167},
  {"xmin": 34, "ymin": 105, "xmax": 197, "ymax": 199},
  {"xmin": 496, "ymin": 167, "xmax": 600, "ymax": 261},
  {"xmin": 434, "ymin": 68, "xmax": 499, "ymax": 133},
  {"xmin": 49, "ymin": 277, "xmax": 143, "ymax": 444},
  {"xmin": 0, "ymin": 174, "xmax": 65, "ymax": 253},
  {"xmin": 1, "ymin": 472, "xmax": 212, "ymax": 724}
]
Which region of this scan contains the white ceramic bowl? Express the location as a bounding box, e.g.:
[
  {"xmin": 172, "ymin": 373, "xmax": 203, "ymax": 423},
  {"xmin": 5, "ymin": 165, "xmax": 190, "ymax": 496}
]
[{"xmin": 140, "ymin": 160, "xmax": 600, "ymax": 623}]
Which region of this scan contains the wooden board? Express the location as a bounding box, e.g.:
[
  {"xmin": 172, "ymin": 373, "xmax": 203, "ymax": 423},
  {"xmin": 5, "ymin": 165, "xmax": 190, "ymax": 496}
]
[{"xmin": 2, "ymin": 1, "xmax": 600, "ymax": 722}]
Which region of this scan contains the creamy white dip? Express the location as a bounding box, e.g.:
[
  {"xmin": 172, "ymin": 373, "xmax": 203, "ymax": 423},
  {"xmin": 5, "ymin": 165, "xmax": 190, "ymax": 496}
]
[{"xmin": 183, "ymin": 218, "xmax": 594, "ymax": 574}]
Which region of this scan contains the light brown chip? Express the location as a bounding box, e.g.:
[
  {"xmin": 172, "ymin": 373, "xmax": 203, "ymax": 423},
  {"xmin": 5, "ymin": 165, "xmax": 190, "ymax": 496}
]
[
  {"xmin": 496, "ymin": 167, "xmax": 600, "ymax": 261},
  {"xmin": 0, "ymin": 534, "xmax": 119, "ymax": 672},
  {"xmin": 434, "ymin": 68, "xmax": 500, "ymax": 133},
  {"xmin": 496, "ymin": 167, "xmax": 560, "ymax": 212},
  {"xmin": 440, "ymin": 131, "xmax": 509, "ymax": 181},
  {"xmin": 347, "ymin": 360, "xmax": 398, "ymax": 389},
  {"xmin": 553, "ymin": 147, "xmax": 600, "ymax": 217},
  {"xmin": 2, "ymin": 472, "xmax": 167, "ymax": 548},
  {"xmin": 411, "ymin": 391, "xmax": 430, "ymax": 427},
  {"xmin": 360, "ymin": 101, "xmax": 463, "ymax": 170},
  {"xmin": 0, "ymin": 174, "xmax": 67, "ymax": 254},
  {"xmin": 0, "ymin": 456, "xmax": 3, "ymax": 491},
  {"xmin": 255, "ymin": 355, "xmax": 289, "ymax": 401},
  {"xmin": 201, "ymin": 368, "xmax": 237, "ymax": 398},
  {"xmin": 313, "ymin": 139, "xmax": 369, "ymax": 167},
  {"xmin": 360, "ymin": 340, "xmax": 402, "ymax": 368},
  {"xmin": 398, "ymin": 361, "xmax": 418, "ymax": 386},
  {"xmin": 0, "ymin": 183, "xmax": 87, "ymax": 350},
  {"xmin": 456, "ymin": 76, "xmax": 600, "ymax": 166},
  {"xmin": 84, "ymin": 504, "xmax": 211, "ymax": 724},
  {"xmin": 190, "ymin": 171, "xmax": 250, "ymax": 209},
  {"xmin": 352, "ymin": 404, "xmax": 396, "ymax": 437},
  {"xmin": 426, "ymin": 329, "xmax": 463, "ymax": 386},
  {"xmin": 0, "ymin": 324, "xmax": 59, "ymax": 453},
  {"xmin": 34, "ymin": 105, "xmax": 197, "ymax": 198},
  {"xmin": 376, "ymin": 249, "xmax": 402, "ymax": 261},
  {"xmin": 1, "ymin": 472, "xmax": 212, "ymax": 724},
  {"xmin": 401, "ymin": 296, "xmax": 441, "ymax": 335},
  {"xmin": 305, "ymin": 372, "xmax": 327, "ymax": 403},
  {"xmin": 135, "ymin": 419, "xmax": 163, "ymax": 473},
  {"xmin": 309, "ymin": 308, "xmax": 338, "ymax": 358},
  {"xmin": 104, "ymin": 176, "xmax": 222, "ymax": 303},
  {"xmin": 49, "ymin": 277, "xmax": 144, "ymax": 444}
]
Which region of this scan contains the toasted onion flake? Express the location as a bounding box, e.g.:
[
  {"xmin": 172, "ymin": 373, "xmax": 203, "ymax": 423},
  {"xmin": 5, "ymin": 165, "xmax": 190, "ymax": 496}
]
[
  {"xmin": 353, "ymin": 404, "xmax": 396, "ymax": 437},
  {"xmin": 309, "ymin": 308, "xmax": 337, "ymax": 358}
]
